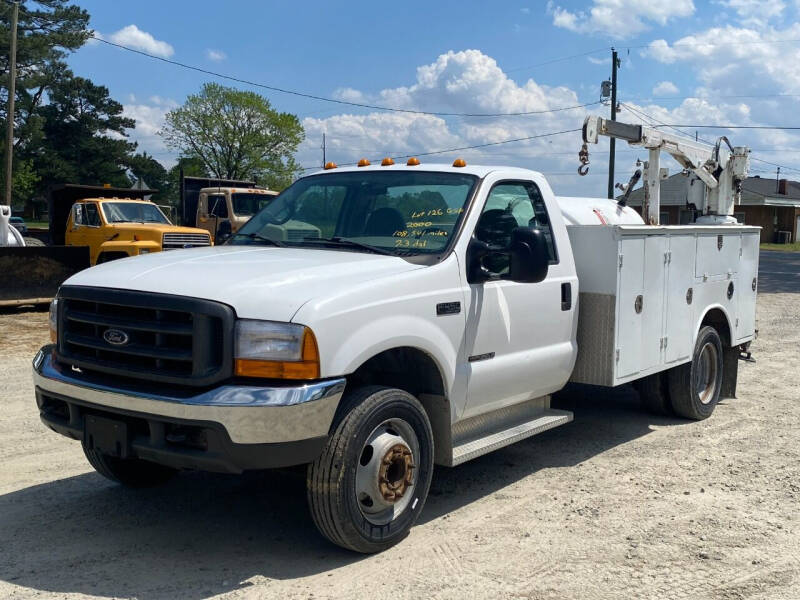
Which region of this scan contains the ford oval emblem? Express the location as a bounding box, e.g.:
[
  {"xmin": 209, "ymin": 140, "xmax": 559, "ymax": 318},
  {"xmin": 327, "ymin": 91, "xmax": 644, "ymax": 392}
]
[{"xmin": 103, "ymin": 328, "xmax": 130, "ymax": 346}]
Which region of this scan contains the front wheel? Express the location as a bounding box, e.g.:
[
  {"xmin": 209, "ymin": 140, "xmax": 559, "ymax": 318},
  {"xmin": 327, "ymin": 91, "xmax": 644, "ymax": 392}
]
[
  {"xmin": 307, "ymin": 386, "xmax": 434, "ymax": 553},
  {"xmin": 667, "ymin": 326, "xmax": 724, "ymax": 420}
]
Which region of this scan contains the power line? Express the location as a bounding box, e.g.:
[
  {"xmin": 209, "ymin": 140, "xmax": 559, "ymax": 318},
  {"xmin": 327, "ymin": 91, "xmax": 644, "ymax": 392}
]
[
  {"xmin": 620, "ymin": 102, "xmax": 800, "ymax": 174},
  {"xmin": 505, "ymin": 47, "xmax": 610, "ymax": 73},
  {"xmin": 653, "ymin": 124, "xmax": 800, "ymax": 130},
  {"xmin": 622, "ymin": 37, "xmax": 800, "ymax": 51},
  {"xmin": 89, "ymin": 35, "xmax": 601, "ymax": 118},
  {"xmin": 300, "ymin": 127, "xmax": 581, "ymax": 170}
]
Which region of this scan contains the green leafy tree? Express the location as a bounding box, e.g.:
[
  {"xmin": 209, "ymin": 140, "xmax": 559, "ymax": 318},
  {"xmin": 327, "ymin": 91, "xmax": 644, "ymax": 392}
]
[
  {"xmin": 30, "ymin": 75, "xmax": 136, "ymax": 190},
  {"xmin": 127, "ymin": 151, "xmax": 168, "ymax": 201},
  {"xmin": 160, "ymin": 155, "xmax": 208, "ymax": 210},
  {"xmin": 0, "ymin": 1, "xmax": 90, "ymax": 153},
  {"xmin": 0, "ymin": 158, "xmax": 38, "ymax": 209},
  {"xmin": 160, "ymin": 83, "xmax": 304, "ymax": 190}
]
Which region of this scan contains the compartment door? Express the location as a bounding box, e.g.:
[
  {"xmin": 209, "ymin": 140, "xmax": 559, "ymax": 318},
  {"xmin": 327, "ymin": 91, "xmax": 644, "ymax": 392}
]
[
  {"xmin": 640, "ymin": 235, "xmax": 667, "ymax": 371},
  {"xmin": 616, "ymin": 237, "xmax": 644, "ymax": 378},
  {"xmin": 665, "ymin": 235, "xmax": 695, "ymax": 364},
  {"xmin": 737, "ymin": 232, "xmax": 759, "ymax": 340}
]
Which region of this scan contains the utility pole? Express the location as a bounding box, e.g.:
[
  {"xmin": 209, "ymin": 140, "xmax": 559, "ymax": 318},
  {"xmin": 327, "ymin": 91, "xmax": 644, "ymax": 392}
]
[
  {"xmin": 321, "ymin": 133, "xmax": 326, "ymax": 167},
  {"xmin": 776, "ymin": 166, "xmax": 781, "ymax": 193},
  {"xmin": 4, "ymin": 1, "xmax": 19, "ymax": 206},
  {"xmin": 607, "ymin": 47, "xmax": 619, "ymax": 199}
]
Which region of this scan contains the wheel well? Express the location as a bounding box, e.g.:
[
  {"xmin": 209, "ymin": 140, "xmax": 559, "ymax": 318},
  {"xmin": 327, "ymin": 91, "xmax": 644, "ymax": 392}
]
[
  {"xmin": 348, "ymin": 347, "xmax": 451, "ymax": 465},
  {"xmin": 700, "ymin": 308, "xmax": 732, "ymax": 346}
]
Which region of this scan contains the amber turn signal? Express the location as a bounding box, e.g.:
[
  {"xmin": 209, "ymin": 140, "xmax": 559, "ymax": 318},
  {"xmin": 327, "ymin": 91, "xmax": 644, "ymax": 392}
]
[{"xmin": 234, "ymin": 329, "xmax": 320, "ymax": 380}]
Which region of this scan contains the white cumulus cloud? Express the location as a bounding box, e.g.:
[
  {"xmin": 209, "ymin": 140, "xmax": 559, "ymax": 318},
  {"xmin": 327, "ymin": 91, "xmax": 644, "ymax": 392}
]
[
  {"xmin": 122, "ymin": 96, "xmax": 179, "ymax": 166},
  {"xmin": 652, "ymin": 81, "xmax": 680, "ymax": 96},
  {"xmin": 206, "ymin": 49, "xmax": 226, "ymax": 62},
  {"xmin": 547, "ymin": 0, "xmax": 695, "ymax": 38},
  {"xmin": 107, "ymin": 25, "xmax": 174, "ymax": 58}
]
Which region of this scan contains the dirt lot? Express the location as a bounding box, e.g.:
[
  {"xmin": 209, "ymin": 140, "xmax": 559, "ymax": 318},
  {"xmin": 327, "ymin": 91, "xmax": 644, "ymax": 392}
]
[{"xmin": 1, "ymin": 257, "xmax": 798, "ymax": 599}]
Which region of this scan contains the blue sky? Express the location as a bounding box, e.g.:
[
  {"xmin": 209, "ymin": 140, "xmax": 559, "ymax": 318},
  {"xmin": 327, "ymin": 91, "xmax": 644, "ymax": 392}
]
[{"xmin": 67, "ymin": 0, "xmax": 800, "ymax": 195}]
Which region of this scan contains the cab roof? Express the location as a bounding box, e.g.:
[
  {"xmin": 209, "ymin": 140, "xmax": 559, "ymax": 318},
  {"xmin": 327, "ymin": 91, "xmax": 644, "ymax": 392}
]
[{"xmin": 305, "ymin": 162, "xmax": 543, "ymax": 179}]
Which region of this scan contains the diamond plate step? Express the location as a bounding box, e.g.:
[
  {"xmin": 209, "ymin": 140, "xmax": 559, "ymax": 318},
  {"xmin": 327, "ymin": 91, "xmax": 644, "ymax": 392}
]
[{"xmin": 451, "ymin": 408, "xmax": 573, "ymax": 466}]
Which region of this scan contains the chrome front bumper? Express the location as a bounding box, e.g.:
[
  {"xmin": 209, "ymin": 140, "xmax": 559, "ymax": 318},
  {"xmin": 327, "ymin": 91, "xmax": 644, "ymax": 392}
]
[{"xmin": 32, "ymin": 346, "xmax": 345, "ymax": 445}]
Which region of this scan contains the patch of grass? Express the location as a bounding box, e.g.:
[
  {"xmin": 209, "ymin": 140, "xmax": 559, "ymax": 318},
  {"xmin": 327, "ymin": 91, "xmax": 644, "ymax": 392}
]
[
  {"xmin": 761, "ymin": 242, "xmax": 800, "ymax": 252},
  {"xmin": 24, "ymin": 221, "xmax": 49, "ymax": 229}
]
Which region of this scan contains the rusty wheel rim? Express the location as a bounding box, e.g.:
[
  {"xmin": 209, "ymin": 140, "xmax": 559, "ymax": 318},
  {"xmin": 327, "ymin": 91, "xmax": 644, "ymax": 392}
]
[{"xmin": 354, "ymin": 419, "xmax": 419, "ymax": 526}]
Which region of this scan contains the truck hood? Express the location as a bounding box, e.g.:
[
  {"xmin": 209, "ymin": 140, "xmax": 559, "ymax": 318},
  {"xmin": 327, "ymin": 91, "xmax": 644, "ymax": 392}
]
[{"xmin": 63, "ymin": 246, "xmax": 424, "ymax": 322}]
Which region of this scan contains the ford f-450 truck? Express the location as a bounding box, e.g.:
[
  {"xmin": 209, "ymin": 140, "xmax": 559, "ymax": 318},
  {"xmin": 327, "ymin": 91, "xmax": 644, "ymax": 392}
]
[{"xmin": 32, "ymin": 120, "xmax": 759, "ymax": 553}]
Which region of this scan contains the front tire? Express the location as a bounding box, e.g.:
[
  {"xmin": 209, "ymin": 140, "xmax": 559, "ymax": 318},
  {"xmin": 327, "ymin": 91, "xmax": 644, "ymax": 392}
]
[
  {"xmin": 667, "ymin": 326, "xmax": 724, "ymax": 420},
  {"xmin": 82, "ymin": 443, "xmax": 177, "ymax": 487},
  {"xmin": 307, "ymin": 386, "xmax": 434, "ymax": 553}
]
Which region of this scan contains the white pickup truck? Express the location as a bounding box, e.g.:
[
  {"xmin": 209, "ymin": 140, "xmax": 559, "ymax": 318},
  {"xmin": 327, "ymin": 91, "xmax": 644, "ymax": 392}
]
[{"xmin": 33, "ymin": 144, "xmax": 759, "ymax": 553}]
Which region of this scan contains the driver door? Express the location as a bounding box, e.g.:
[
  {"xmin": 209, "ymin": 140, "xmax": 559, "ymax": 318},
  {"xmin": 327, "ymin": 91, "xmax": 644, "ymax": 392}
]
[{"xmin": 461, "ymin": 180, "xmax": 576, "ymax": 419}]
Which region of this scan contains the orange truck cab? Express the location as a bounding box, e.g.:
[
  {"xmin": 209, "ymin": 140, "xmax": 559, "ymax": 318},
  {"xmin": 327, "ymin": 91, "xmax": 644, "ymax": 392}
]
[{"xmin": 49, "ymin": 185, "xmax": 211, "ymax": 266}]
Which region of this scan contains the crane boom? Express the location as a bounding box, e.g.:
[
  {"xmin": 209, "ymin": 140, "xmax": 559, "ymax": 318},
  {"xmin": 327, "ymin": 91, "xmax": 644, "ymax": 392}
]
[{"xmin": 582, "ymin": 116, "xmax": 750, "ymax": 225}]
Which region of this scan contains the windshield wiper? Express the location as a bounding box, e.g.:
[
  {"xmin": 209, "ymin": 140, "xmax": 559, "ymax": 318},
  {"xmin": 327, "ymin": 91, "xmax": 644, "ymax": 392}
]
[
  {"xmin": 302, "ymin": 236, "xmax": 396, "ymax": 256},
  {"xmin": 229, "ymin": 232, "xmax": 286, "ymax": 247}
]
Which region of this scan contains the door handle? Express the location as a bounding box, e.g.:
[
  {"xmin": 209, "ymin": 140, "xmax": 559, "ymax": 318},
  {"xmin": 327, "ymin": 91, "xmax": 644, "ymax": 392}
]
[{"xmin": 561, "ymin": 282, "xmax": 572, "ymax": 311}]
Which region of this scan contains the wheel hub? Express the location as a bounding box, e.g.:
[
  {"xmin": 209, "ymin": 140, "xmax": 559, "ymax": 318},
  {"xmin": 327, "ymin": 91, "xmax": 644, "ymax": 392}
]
[
  {"xmin": 378, "ymin": 444, "xmax": 415, "ymax": 502},
  {"xmin": 695, "ymin": 342, "xmax": 719, "ymax": 404}
]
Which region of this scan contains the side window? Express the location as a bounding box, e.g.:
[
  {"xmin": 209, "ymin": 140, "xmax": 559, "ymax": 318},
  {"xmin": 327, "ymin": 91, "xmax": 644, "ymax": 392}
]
[
  {"xmin": 85, "ymin": 203, "xmax": 101, "ymax": 227},
  {"xmin": 72, "ymin": 203, "xmax": 85, "ymax": 227},
  {"xmin": 208, "ymin": 195, "xmax": 228, "ymax": 218},
  {"xmin": 474, "ymin": 182, "xmax": 558, "ymax": 273}
]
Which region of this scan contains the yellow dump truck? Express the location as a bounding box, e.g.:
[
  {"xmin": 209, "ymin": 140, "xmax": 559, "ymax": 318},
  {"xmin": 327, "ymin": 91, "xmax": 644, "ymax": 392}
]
[{"xmin": 51, "ymin": 184, "xmax": 212, "ymax": 265}]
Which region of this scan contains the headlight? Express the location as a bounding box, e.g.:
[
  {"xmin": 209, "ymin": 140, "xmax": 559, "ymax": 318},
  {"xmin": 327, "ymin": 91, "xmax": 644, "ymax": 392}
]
[
  {"xmin": 234, "ymin": 320, "xmax": 319, "ymax": 379},
  {"xmin": 48, "ymin": 298, "xmax": 58, "ymax": 343}
]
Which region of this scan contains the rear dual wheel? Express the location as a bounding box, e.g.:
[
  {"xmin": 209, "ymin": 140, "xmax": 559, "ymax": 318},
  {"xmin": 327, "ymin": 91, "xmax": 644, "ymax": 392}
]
[
  {"xmin": 636, "ymin": 326, "xmax": 724, "ymax": 420},
  {"xmin": 307, "ymin": 386, "xmax": 434, "ymax": 553},
  {"xmin": 667, "ymin": 326, "xmax": 724, "ymax": 420}
]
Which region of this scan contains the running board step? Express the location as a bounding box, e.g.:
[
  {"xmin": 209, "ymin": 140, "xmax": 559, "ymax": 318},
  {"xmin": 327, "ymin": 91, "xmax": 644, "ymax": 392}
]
[{"xmin": 451, "ymin": 408, "xmax": 573, "ymax": 466}]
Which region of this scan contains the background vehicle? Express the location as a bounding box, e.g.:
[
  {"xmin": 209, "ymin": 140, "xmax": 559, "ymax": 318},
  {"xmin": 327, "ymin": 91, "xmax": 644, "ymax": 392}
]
[
  {"xmin": 33, "ymin": 118, "xmax": 758, "ymax": 553},
  {"xmin": 180, "ymin": 174, "xmax": 278, "ymax": 242},
  {"xmin": 51, "ymin": 184, "xmax": 212, "ymax": 265},
  {"xmin": 0, "ymin": 204, "xmax": 88, "ymax": 307},
  {"xmin": 9, "ymin": 216, "xmax": 27, "ymax": 236}
]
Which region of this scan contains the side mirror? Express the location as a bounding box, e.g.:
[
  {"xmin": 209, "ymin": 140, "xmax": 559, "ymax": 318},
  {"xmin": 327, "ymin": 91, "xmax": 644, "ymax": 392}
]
[
  {"xmin": 508, "ymin": 227, "xmax": 549, "ymax": 283},
  {"xmin": 466, "ymin": 238, "xmax": 492, "ymax": 284},
  {"xmin": 467, "ymin": 227, "xmax": 549, "ymax": 284}
]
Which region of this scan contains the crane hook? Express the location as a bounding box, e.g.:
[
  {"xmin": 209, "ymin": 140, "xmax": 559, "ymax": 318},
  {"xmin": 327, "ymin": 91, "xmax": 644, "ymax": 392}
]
[{"xmin": 578, "ymin": 143, "xmax": 590, "ymax": 176}]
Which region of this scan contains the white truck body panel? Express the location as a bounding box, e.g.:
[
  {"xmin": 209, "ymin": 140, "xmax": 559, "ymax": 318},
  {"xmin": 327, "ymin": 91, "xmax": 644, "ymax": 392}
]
[
  {"xmin": 52, "ymin": 163, "xmax": 759, "ymax": 468},
  {"xmin": 568, "ymin": 224, "xmax": 759, "ymax": 387}
]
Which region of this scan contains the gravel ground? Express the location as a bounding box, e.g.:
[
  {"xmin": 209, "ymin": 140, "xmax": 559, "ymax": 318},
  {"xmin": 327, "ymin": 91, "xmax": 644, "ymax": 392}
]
[{"xmin": 0, "ymin": 260, "xmax": 797, "ymax": 599}]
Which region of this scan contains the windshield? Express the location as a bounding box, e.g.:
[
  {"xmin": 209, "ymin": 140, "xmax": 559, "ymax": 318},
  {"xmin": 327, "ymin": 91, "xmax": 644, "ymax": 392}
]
[
  {"xmin": 232, "ymin": 192, "xmax": 275, "ymax": 216},
  {"xmin": 101, "ymin": 202, "xmax": 170, "ymax": 224},
  {"xmin": 231, "ymin": 171, "xmax": 478, "ymax": 256}
]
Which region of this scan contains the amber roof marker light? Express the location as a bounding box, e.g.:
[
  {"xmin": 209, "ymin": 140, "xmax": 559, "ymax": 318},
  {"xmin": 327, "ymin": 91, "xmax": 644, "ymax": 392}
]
[
  {"xmin": 452, "ymin": 158, "xmax": 467, "ymax": 167},
  {"xmin": 357, "ymin": 158, "xmax": 371, "ymax": 167},
  {"xmin": 381, "ymin": 157, "xmax": 395, "ymax": 166},
  {"xmin": 407, "ymin": 157, "xmax": 420, "ymax": 166},
  {"xmin": 324, "ymin": 162, "xmax": 337, "ymax": 170}
]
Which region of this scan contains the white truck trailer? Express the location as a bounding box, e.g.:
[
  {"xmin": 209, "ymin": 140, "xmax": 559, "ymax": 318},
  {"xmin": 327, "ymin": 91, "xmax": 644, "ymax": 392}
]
[{"xmin": 32, "ymin": 118, "xmax": 758, "ymax": 553}]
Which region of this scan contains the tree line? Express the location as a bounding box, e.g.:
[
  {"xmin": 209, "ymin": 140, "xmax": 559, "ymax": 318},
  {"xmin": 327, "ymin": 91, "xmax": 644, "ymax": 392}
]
[{"xmin": 1, "ymin": 0, "xmax": 304, "ymax": 216}]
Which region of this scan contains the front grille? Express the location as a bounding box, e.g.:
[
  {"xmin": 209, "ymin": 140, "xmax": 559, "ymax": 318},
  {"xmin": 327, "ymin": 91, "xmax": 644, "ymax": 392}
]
[
  {"xmin": 162, "ymin": 232, "xmax": 211, "ymax": 250},
  {"xmin": 57, "ymin": 286, "xmax": 234, "ymax": 386}
]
